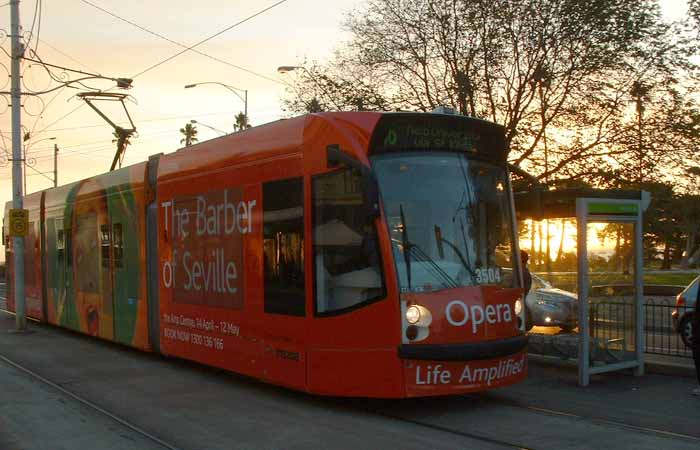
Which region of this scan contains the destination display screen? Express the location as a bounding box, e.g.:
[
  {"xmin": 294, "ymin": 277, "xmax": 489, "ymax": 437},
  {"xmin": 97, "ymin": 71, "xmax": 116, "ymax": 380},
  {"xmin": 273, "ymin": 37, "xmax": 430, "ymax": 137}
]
[{"xmin": 369, "ymin": 113, "xmax": 508, "ymax": 162}]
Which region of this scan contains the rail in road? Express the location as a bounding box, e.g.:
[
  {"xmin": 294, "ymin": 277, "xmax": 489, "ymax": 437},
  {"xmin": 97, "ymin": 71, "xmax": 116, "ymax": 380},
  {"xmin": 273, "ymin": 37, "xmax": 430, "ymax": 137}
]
[{"xmin": 1, "ymin": 322, "xmax": 699, "ymax": 450}]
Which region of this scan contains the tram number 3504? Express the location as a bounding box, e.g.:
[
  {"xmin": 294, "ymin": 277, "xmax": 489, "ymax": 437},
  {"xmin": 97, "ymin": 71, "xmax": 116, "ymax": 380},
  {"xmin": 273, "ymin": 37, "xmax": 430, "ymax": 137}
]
[{"xmin": 475, "ymin": 268, "xmax": 501, "ymax": 284}]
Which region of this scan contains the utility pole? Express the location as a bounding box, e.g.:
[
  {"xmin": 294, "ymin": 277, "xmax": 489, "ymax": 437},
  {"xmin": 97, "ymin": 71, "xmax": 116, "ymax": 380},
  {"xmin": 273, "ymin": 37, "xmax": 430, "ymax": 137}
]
[
  {"xmin": 53, "ymin": 143, "xmax": 58, "ymax": 187},
  {"xmin": 10, "ymin": 0, "xmax": 26, "ymax": 330}
]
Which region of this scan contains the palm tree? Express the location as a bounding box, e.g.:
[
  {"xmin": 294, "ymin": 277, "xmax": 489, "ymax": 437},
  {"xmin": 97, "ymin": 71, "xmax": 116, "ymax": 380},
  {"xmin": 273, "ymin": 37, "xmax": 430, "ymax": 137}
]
[
  {"xmin": 233, "ymin": 112, "xmax": 250, "ymax": 132},
  {"xmin": 307, "ymin": 98, "xmax": 323, "ymax": 113},
  {"xmin": 180, "ymin": 123, "xmax": 199, "ymax": 146}
]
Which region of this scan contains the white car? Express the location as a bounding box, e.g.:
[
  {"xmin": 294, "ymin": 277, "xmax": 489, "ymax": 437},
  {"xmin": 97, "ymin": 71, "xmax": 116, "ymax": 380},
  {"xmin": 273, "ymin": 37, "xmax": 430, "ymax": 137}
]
[{"xmin": 525, "ymin": 273, "xmax": 578, "ymax": 332}]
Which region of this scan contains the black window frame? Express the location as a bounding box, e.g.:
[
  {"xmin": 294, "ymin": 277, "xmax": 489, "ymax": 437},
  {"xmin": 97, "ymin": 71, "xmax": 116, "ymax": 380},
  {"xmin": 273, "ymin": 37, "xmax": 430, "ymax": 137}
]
[
  {"xmin": 311, "ymin": 168, "xmax": 387, "ymax": 318},
  {"xmin": 263, "ymin": 177, "xmax": 306, "ymax": 317}
]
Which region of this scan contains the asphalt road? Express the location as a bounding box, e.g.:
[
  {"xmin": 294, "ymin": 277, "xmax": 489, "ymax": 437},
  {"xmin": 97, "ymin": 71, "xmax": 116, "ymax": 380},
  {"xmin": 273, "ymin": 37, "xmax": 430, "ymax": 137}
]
[{"xmin": 1, "ymin": 311, "xmax": 699, "ymax": 450}]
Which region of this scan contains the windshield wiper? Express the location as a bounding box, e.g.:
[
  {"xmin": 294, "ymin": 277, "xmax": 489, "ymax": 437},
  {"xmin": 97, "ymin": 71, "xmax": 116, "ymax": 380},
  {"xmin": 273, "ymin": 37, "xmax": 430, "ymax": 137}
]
[
  {"xmin": 399, "ymin": 204, "xmax": 413, "ymax": 291},
  {"xmin": 408, "ymin": 244, "xmax": 460, "ymax": 289},
  {"xmin": 399, "ymin": 204, "xmax": 459, "ymax": 290},
  {"xmin": 434, "ymin": 228, "xmax": 476, "ymax": 282}
]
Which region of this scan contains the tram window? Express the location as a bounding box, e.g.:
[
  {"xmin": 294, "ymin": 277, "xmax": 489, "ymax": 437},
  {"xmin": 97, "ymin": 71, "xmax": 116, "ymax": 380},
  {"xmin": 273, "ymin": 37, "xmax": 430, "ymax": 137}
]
[
  {"xmin": 113, "ymin": 223, "xmax": 123, "ymax": 268},
  {"xmin": 56, "ymin": 220, "xmax": 65, "ymax": 264},
  {"xmin": 65, "ymin": 228, "xmax": 72, "ymax": 267},
  {"xmin": 100, "ymin": 224, "xmax": 111, "ymax": 268},
  {"xmin": 263, "ymin": 177, "xmax": 305, "ymax": 316},
  {"xmin": 24, "ymin": 222, "xmax": 37, "ymax": 286},
  {"xmin": 313, "ymin": 168, "xmax": 385, "ymax": 315}
]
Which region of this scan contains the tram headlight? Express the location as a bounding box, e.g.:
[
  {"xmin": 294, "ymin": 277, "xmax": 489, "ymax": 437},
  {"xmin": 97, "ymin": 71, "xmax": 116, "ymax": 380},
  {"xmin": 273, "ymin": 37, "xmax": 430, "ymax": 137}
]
[
  {"xmin": 514, "ymin": 299, "xmax": 523, "ymax": 316},
  {"xmin": 406, "ymin": 305, "xmax": 421, "ymax": 324}
]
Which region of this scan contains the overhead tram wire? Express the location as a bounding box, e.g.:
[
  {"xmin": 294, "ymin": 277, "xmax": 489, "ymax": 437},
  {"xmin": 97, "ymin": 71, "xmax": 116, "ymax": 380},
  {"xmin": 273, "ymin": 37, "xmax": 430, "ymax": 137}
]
[
  {"xmin": 23, "ymin": 0, "xmax": 40, "ymax": 52},
  {"xmin": 37, "ymin": 109, "xmax": 241, "ymax": 134},
  {"xmin": 80, "ymin": 0, "xmax": 287, "ymax": 85},
  {"xmin": 31, "ymin": 103, "xmax": 87, "ymax": 136},
  {"xmin": 18, "ymin": 128, "xmax": 185, "ymax": 164},
  {"xmin": 125, "ymin": 0, "xmax": 289, "ymax": 80},
  {"xmin": 22, "ymin": 110, "xmax": 238, "ymax": 158},
  {"xmin": 38, "ymin": 38, "xmax": 101, "ymax": 74},
  {"xmin": 26, "ymin": 1, "xmax": 289, "ymax": 173},
  {"xmin": 28, "ymin": 0, "xmax": 289, "ymax": 157}
]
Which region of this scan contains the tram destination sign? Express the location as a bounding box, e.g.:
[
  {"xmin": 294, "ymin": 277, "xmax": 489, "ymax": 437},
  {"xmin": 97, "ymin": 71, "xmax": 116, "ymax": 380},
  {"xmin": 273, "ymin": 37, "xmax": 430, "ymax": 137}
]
[{"xmin": 369, "ymin": 113, "xmax": 508, "ymax": 161}]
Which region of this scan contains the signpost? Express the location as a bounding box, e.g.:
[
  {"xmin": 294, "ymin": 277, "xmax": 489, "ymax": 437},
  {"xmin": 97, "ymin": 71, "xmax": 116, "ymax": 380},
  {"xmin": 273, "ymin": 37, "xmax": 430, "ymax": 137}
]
[{"xmin": 8, "ymin": 208, "xmax": 28, "ymax": 237}]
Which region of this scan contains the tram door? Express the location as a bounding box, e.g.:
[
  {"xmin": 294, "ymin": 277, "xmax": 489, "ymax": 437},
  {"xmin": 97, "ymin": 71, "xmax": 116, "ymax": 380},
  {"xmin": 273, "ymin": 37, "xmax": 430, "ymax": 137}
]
[
  {"xmin": 261, "ymin": 177, "xmax": 307, "ymax": 389},
  {"xmin": 107, "ymin": 186, "xmax": 140, "ymax": 345},
  {"xmin": 73, "ymin": 186, "xmax": 114, "ymax": 340}
]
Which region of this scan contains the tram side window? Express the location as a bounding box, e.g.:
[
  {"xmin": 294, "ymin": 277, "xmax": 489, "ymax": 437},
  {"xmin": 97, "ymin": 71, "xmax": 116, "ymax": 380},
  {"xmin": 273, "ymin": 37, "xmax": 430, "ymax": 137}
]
[
  {"xmin": 313, "ymin": 168, "xmax": 385, "ymax": 315},
  {"xmin": 56, "ymin": 220, "xmax": 65, "ymax": 263},
  {"xmin": 23, "ymin": 221, "xmax": 37, "ymax": 286},
  {"xmin": 113, "ymin": 223, "xmax": 123, "ymax": 268},
  {"xmin": 100, "ymin": 224, "xmax": 111, "ymax": 268},
  {"xmin": 263, "ymin": 178, "xmax": 305, "ymax": 316},
  {"xmin": 65, "ymin": 228, "xmax": 72, "ymax": 267}
]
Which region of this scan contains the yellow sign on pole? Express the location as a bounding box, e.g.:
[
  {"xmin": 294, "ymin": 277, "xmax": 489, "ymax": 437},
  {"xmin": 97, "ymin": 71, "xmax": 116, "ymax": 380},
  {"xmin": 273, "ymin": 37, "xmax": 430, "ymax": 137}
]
[{"xmin": 9, "ymin": 208, "xmax": 28, "ymax": 237}]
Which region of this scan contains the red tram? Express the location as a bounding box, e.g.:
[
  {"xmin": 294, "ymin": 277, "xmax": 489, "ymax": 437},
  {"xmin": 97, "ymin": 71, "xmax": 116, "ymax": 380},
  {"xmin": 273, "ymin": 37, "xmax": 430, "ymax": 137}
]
[{"xmin": 4, "ymin": 111, "xmax": 528, "ymax": 397}]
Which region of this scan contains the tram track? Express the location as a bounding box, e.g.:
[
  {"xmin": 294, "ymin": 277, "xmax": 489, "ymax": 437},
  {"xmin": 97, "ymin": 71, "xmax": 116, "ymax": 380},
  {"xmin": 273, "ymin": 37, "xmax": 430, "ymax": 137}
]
[
  {"xmin": 361, "ymin": 406, "xmax": 533, "ymax": 449},
  {"xmin": 359, "ymin": 391, "xmax": 700, "ymax": 450},
  {"xmin": 2, "ymin": 297, "xmax": 698, "ymax": 449},
  {"xmin": 350, "ymin": 383, "xmax": 700, "ymax": 450},
  {"xmin": 0, "ymin": 350, "xmax": 184, "ymax": 450},
  {"xmin": 489, "ymin": 395, "xmax": 700, "ymax": 445}
]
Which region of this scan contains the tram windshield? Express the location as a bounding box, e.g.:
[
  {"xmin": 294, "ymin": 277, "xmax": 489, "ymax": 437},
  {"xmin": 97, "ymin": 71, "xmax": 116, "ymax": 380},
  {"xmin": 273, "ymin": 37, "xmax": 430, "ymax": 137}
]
[{"xmin": 371, "ymin": 152, "xmax": 516, "ymax": 293}]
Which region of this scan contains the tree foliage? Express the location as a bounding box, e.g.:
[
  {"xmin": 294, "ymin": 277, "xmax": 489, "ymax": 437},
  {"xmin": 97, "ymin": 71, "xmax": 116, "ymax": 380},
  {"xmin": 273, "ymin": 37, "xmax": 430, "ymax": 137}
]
[
  {"xmin": 281, "ymin": 0, "xmax": 700, "ymax": 268},
  {"xmin": 283, "ymin": 0, "xmax": 699, "ymax": 184},
  {"xmin": 233, "ymin": 112, "xmax": 251, "ymax": 132},
  {"xmin": 179, "ymin": 123, "xmax": 198, "ymax": 147}
]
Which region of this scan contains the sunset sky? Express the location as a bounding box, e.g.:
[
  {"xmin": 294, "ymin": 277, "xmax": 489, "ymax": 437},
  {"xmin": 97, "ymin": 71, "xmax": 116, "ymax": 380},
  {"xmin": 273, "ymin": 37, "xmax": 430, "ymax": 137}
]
[{"xmin": 0, "ymin": 0, "xmax": 691, "ymax": 260}]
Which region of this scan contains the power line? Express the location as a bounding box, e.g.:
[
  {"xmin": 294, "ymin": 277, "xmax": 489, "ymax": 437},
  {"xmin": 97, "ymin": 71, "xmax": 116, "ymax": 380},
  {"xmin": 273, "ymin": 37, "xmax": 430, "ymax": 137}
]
[
  {"xmin": 24, "ymin": 128, "xmax": 183, "ymax": 162},
  {"xmin": 126, "ymin": 0, "xmax": 290, "ymax": 79},
  {"xmin": 24, "ymin": 0, "xmax": 40, "ymax": 51},
  {"xmin": 31, "ymin": 102, "xmax": 86, "ymax": 136},
  {"xmin": 79, "ymin": 0, "xmax": 286, "ymax": 85},
  {"xmin": 38, "ymin": 38, "xmax": 100, "ymax": 73},
  {"xmin": 15, "ymin": 110, "xmax": 238, "ymax": 159},
  {"xmin": 10, "ymin": 109, "xmax": 240, "ymax": 134},
  {"xmin": 81, "ymin": 0, "xmax": 287, "ymax": 84}
]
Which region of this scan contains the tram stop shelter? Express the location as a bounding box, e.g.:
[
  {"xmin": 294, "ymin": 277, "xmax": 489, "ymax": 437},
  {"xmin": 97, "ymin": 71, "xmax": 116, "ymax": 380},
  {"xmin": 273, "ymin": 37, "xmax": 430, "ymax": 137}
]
[{"xmin": 515, "ymin": 188, "xmax": 651, "ymax": 386}]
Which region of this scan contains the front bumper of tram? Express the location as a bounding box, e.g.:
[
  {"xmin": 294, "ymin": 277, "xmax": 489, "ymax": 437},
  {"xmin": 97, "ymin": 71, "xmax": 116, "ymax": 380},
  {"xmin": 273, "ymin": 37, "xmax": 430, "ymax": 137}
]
[{"xmin": 397, "ymin": 286, "xmax": 528, "ymax": 396}]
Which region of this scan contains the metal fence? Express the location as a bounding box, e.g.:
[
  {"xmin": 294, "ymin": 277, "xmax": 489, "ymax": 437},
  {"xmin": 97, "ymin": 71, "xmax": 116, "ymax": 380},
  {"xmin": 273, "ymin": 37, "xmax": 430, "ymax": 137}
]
[{"xmin": 590, "ymin": 297, "xmax": 692, "ymax": 359}]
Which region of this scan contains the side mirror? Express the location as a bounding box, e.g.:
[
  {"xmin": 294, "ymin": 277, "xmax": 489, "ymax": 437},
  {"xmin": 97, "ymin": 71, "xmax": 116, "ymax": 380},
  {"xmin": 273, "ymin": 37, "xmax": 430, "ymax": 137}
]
[{"xmin": 327, "ymin": 144, "xmax": 381, "ymax": 221}]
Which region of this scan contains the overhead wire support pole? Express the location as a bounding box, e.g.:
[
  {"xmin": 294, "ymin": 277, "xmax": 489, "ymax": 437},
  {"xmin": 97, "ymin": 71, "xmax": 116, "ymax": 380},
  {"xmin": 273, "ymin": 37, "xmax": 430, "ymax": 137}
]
[
  {"xmin": 10, "ymin": 0, "xmax": 27, "ymax": 331},
  {"xmin": 53, "ymin": 143, "xmax": 58, "ymax": 187}
]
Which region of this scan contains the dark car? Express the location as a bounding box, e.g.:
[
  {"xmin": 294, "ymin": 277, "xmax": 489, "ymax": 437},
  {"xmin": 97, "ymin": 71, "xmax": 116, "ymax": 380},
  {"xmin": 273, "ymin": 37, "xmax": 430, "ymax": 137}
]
[{"xmin": 673, "ymin": 275, "xmax": 698, "ymax": 349}]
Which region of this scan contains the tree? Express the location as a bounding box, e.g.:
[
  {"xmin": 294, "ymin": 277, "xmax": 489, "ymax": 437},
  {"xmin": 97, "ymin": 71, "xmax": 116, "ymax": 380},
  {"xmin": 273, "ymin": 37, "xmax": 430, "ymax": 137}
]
[
  {"xmin": 233, "ymin": 113, "xmax": 251, "ymax": 132},
  {"xmin": 180, "ymin": 123, "xmax": 199, "ymax": 147},
  {"xmin": 282, "ymin": 0, "xmax": 698, "ymax": 184},
  {"xmin": 690, "ymin": 0, "xmax": 700, "ymax": 26}
]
